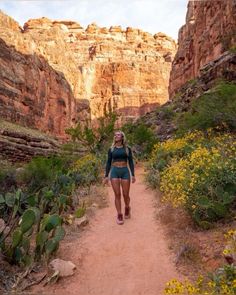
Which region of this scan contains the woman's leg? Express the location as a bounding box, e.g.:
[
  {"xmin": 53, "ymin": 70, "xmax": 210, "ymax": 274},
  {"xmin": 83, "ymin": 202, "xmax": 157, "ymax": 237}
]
[
  {"xmin": 121, "ymin": 179, "xmax": 131, "ymax": 208},
  {"xmin": 111, "ymin": 178, "xmax": 122, "ymax": 214}
]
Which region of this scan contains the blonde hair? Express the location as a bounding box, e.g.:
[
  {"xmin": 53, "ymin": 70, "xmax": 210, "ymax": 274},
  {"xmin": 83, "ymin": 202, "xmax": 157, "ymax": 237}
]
[{"xmin": 111, "ymin": 130, "xmax": 129, "ymax": 155}]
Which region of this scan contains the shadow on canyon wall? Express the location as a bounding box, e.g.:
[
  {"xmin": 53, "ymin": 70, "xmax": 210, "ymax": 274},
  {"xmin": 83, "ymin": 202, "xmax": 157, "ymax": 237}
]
[{"xmin": 0, "ymin": 37, "xmax": 90, "ymax": 138}]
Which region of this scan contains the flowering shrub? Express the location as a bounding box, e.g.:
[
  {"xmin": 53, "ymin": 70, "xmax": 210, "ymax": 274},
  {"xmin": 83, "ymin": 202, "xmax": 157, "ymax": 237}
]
[
  {"xmin": 223, "ymin": 230, "xmax": 236, "ymax": 264},
  {"xmin": 73, "ymin": 154, "xmax": 101, "ymax": 186},
  {"xmin": 148, "ymin": 132, "xmax": 236, "ymax": 226},
  {"xmin": 146, "ymin": 132, "xmax": 201, "ymax": 188},
  {"xmin": 165, "ymin": 267, "xmax": 236, "ymax": 295},
  {"xmin": 164, "ymin": 229, "xmax": 236, "ymax": 295},
  {"xmin": 150, "ymin": 131, "xmax": 205, "ymax": 175}
]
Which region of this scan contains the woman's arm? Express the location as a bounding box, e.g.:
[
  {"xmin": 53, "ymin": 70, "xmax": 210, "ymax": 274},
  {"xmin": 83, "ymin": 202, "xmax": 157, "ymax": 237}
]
[
  {"xmin": 105, "ymin": 148, "xmax": 112, "ymax": 177},
  {"xmin": 128, "ymin": 147, "xmax": 135, "ymax": 177}
]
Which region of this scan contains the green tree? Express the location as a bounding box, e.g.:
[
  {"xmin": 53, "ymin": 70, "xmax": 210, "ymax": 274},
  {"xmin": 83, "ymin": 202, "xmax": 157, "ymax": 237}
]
[
  {"xmin": 122, "ymin": 121, "xmax": 157, "ymax": 158},
  {"xmin": 65, "ymin": 112, "xmax": 117, "ymax": 153}
]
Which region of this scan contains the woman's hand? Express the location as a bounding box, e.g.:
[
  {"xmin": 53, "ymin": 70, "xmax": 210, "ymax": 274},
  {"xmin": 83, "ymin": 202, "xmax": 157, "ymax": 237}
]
[
  {"xmin": 132, "ymin": 176, "xmax": 136, "ymax": 183},
  {"xmin": 103, "ymin": 177, "xmax": 109, "ymax": 185}
]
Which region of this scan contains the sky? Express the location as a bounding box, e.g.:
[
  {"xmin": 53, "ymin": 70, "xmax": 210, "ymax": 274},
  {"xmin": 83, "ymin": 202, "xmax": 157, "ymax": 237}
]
[{"xmin": 0, "ymin": 0, "xmax": 189, "ymax": 40}]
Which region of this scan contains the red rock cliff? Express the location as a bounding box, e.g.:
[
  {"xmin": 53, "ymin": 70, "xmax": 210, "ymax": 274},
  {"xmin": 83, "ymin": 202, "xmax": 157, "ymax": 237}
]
[
  {"xmin": 0, "ymin": 11, "xmax": 89, "ymax": 139},
  {"xmin": 169, "ymin": 0, "xmax": 236, "ymax": 98},
  {"xmin": 0, "ymin": 10, "xmax": 176, "ymax": 135}
]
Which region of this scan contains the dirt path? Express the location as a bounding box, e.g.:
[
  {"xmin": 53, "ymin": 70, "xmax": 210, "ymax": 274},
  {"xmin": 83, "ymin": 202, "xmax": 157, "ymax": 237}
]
[{"xmin": 40, "ymin": 166, "xmax": 180, "ymax": 295}]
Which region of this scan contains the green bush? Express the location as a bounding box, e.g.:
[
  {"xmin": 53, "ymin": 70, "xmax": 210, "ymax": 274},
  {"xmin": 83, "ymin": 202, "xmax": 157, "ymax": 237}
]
[
  {"xmin": 145, "ymin": 167, "xmax": 160, "ymax": 189},
  {"xmin": 75, "ymin": 202, "xmax": 86, "ymax": 218},
  {"xmin": 21, "ymin": 156, "xmax": 69, "ymax": 192},
  {"xmin": 178, "ymin": 82, "xmax": 236, "ymax": 134},
  {"xmin": 73, "ymin": 154, "xmax": 101, "ymax": 187},
  {"xmin": 147, "ymin": 131, "xmax": 236, "ymax": 227},
  {"xmin": 0, "ymin": 148, "xmax": 104, "ymax": 269},
  {"xmin": 65, "ymin": 112, "xmax": 117, "ymax": 153},
  {"xmin": 160, "ymin": 145, "xmax": 236, "ymax": 226},
  {"xmin": 159, "ymin": 105, "xmax": 176, "ymax": 120},
  {"xmin": 229, "ymin": 46, "xmax": 236, "ymax": 53},
  {"xmin": 122, "ymin": 121, "xmax": 158, "ymax": 158},
  {"xmin": 0, "ymin": 168, "xmax": 17, "ymax": 194}
]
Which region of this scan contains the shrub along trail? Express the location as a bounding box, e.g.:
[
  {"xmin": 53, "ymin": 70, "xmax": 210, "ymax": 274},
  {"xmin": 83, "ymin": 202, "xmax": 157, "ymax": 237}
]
[{"xmin": 37, "ymin": 166, "xmax": 180, "ymax": 295}]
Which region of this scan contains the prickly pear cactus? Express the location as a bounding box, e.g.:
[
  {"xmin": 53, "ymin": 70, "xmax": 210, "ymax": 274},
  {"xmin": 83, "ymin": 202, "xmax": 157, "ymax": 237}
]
[
  {"xmin": 35, "ymin": 214, "xmax": 65, "ymax": 261},
  {"xmin": 20, "ymin": 209, "xmax": 36, "ymax": 233},
  {"xmin": 1, "ymin": 187, "xmax": 67, "ymax": 267}
]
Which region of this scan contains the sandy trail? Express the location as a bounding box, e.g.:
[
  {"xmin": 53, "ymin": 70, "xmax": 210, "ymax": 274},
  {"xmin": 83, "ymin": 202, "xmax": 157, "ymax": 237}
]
[{"xmin": 41, "ymin": 166, "xmax": 180, "ymax": 295}]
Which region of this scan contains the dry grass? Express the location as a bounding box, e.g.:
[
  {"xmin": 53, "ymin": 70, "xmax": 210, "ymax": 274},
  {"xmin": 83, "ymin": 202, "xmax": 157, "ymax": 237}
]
[
  {"xmin": 0, "ymin": 119, "xmax": 58, "ymax": 142},
  {"xmin": 0, "ymin": 158, "xmax": 16, "ymax": 169},
  {"xmin": 73, "ymin": 184, "xmax": 108, "ymax": 211},
  {"xmin": 63, "ymin": 184, "xmax": 109, "ymax": 238},
  {"xmin": 153, "ymin": 190, "xmax": 236, "ymax": 279}
]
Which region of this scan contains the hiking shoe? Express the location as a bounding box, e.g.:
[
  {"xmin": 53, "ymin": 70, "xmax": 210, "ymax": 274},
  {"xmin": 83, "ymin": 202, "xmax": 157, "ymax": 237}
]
[
  {"xmin": 116, "ymin": 213, "xmax": 124, "ymax": 225},
  {"xmin": 124, "ymin": 206, "xmax": 131, "ymax": 219}
]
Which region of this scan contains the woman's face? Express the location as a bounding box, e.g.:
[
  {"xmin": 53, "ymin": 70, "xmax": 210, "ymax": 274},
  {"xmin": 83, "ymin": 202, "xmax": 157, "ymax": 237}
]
[{"xmin": 114, "ymin": 132, "xmax": 123, "ymax": 142}]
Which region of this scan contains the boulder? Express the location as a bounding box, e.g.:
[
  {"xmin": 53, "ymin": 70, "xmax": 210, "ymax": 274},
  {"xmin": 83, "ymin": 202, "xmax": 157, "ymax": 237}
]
[
  {"xmin": 49, "ymin": 259, "xmax": 76, "ymax": 277},
  {"xmin": 74, "ymin": 215, "xmax": 89, "ymax": 228}
]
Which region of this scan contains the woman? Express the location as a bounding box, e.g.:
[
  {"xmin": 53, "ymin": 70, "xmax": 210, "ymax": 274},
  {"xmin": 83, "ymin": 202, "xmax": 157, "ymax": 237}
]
[{"xmin": 103, "ymin": 130, "xmax": 136, "ymax": 225}]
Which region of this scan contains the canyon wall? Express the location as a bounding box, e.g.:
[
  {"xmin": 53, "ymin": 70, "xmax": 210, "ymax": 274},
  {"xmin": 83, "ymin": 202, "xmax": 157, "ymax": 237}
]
[
  {"xmin": 0, "ymin": 10, "xmax": 176, "ymax": 138},
  {"xmin": 169, "ymin": 0, "xmax": 236, "ymax": 98},
  {"xmin": 23, "ymin": 19, "xmax": 176, "ymax": 121},
  {"xmin": 0, "ymin": 12, "xmax": 89, "ymax": 139}
]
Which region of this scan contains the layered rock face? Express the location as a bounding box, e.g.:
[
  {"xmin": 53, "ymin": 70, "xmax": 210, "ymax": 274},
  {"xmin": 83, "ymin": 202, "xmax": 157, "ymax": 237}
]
[
  {"xmin": 0, "ymin": 120, "xmax": 60, "ymax": 162},
  {"xmin": 169, "ymin": 0, "xmax": 236, "ymax": 98},
  {"xmin": 0, "ymin": 10, "xmax": 176, "ymax": 136},
  {"xmin": 0, "ymin": 12, "xmax": 89, "ymax": 139},
  {"xmin": 23, "ymin": 19, "xmax": 176, "ymax": 121}
]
